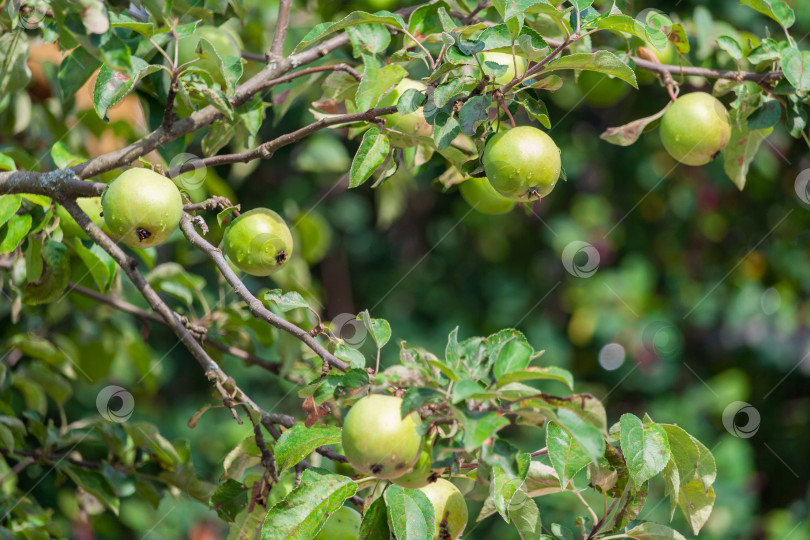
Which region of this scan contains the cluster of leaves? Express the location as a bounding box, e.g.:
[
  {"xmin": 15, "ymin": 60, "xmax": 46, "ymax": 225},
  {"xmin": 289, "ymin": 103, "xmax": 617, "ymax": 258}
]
[{"xmin": 214, "ymin": 324, "xmax": 717, "ymax": 539}]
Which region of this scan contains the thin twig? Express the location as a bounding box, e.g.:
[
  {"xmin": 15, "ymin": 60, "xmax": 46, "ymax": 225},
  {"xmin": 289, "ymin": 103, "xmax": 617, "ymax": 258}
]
[
  {"xmin": 65, "ymin": 282, "xmax": 282, "ymax": 374},
  {"xmin": 271, "ymin": 0, "xmax": 294, "ymax": 57},
  {"xmin": 170, "ymin": 106, "xmax": 397, "ymax": 175},
  {"xmin": 179, "ymin": 214, "xmax": 349, "ymax": 372}
]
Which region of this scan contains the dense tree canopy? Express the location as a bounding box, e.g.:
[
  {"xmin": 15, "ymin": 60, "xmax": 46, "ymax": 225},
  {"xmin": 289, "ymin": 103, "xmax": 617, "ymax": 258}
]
[{"xmin": 0, "ymin": 0, "xmax": 808, "ymax": 538}]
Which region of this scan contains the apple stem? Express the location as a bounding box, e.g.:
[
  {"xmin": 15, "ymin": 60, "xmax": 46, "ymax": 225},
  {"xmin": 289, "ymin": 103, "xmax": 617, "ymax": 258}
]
[{"xmin": 498, "ymin": 99, "xmax": 516, "ymax": 128}]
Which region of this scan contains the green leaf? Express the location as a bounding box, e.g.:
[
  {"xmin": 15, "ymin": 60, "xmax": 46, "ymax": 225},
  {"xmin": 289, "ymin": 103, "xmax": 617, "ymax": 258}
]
[
  {"xmin": 59, "ymin": 465, "xmax": 120, "ymax": 515},
  {"xmin": 261, "ymin": 469, "xmax": 357, "ymax": 540},
  {"xmin": 459, "ymin": 95, "xmax": 491, "ymax": 136},
  {"xmin": 93, "ymin": 58, "xmax": 158, "ymax": 121},
  {"xmin": 202, "ymin": 119, "xmax": 236, "ymax": 156},
  {"xmin": 661, "ymin": 459, "xmax": 680, "ymax": 517},
  {"xmin": 384, "ymin": 484, "xmax": 435, "ymax": 539},
  {"xmin": 495, "ymin": 366, "xmax": 573, "ymax": 390},
  {"xmin": 546, "ymin": 421, "xmax": 590, "ymax": 488},
  {"xmin": 690, "ymin": 435, "xmax": 717, "ymax": 490},
  {"xmin": 433, "ymin": 79, "xmax": 466, "ymax": 108},
  {"xmin": 264, "ymin": 289, "xmax": 311, "ymax": 312},
  {"xmin": 520, "ymin": 97, "xmax": 551, "ymax": 129},
  {"xmin": 493, "ymin": 337, "xmax": 533, "ymax": 379},
  {"xmin": 401, "ymin": 387, "xmax": 445, "ymax": 416},
  {"xmin": 724, "ymin": 108, "xmax": 773, "ymax": 190},
  {"xmin": 210, "ymin": 479, "xmax": 248, "ymax": 522},
  {"xmin": 275, "ymin": 424, "xmax": 342, "ymax": 472},
  {"xmin": 334, "ymin": 343, "xmax": 366, "ymax": 369},
  {"xmin": 473, "ymin": 24, "xmax": 548, "ymax": 56},
  {"xmin": 0, "ymin": 152, "xmax": 15, "ymax": 172},
  {"xmin": 359, "ymin": 496, "xmax": 390, "ymax": 540},
  {"xmin": 601, "ymin": 104, "xmax": 670, "ymax": 147},
  {"xmin": 294, "ymin": 11, "xmax": 406, "ymax": 53},
  {"xmin": 677, "ymin": 478, "xmax": 715, "ymax": 535},
  {"xmin": 109, "ymin": 10, "xmax": 158, "ymax": 36},
  {"xmin": 433, "ymin": 112, "xmax": 460, "ymax": 150},
  {"xmin": 464, "ymin": 412, "xmax": 510, "ymax": 452},
  {"xmin": 596, "ymin": 15, "xmax": 651, "ymax": 44},
  {"xmin": 199, "ymin": 38, "xmax": 243, "ymax": 94},
  {"xmin": 349, "ymin": 126, "xmax": 390, "ymax": 188},
  {"xmin": 716, "ymin": 36, "xmax": 743, "ymax": 61},
  {"xmin": 780, "ymin": 47, "xmax": 810, "ymax": 91},
  {"xmin": 625, "ymin": 522, "xmax": 687, "ymax": 540},
  {"xmin": 554, "ymin": 408, "xmax": 605, "ymax": 463},
  {"xmin": 408, "ymin": 2, "xmax": 451, "ymax": 36},
  {"xmin": 740, "ymin": 0, "xmax": 795, "ymax": 29},
  {"xmin": 51, "ymin": 142, "xmax": 86, "ymax": 168},
  {"xmin": 59, "ymin": 47, "xmax": 102, "ymax": 99},
  {"xmin": 545, "ymin": 50, "xmax": 638, "ymax": 88},
  {"xmin": 0, "ymin": 214, "xmax": 32, "ymax": 254},
  {"xmin": 659, "ymin": 425, "xmax": 700, "ymax": 488},
  {"xmin": 569, "ymin": 0, "xmax": 594, "ymax": 9},
  {"xmin": 0, "ymin": 195, "xmax": 22, "ymax": 229},
  {"xmin": 0, "ymin": 32, "xmax": 31, "ymax": 96},
  {"xmin": 359, "ymin": 310, "xmax": 392, "ymax": 348},
  {"xmin": 619, "ymin": 414, "xmax": 670, "ymax": 487},
  {"xmin": 71, "ymin": 237, "xmax": 114, "ymax": 292},
  {"xmin": 348, "ymin": 24, "xmax": 392, "ymax": 56},
  {"xmin": 397, "ymin": 88, "xmax": 427, "ymax": 115},
  {"xmin": 507, "ymin": 488, "xmax": 544, "ymax": 540}
]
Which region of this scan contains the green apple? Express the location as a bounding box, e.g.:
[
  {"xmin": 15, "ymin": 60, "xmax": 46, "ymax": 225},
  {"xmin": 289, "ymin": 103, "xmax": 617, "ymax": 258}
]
[
  {"xmin": 341, "ymin": 394, "xmax": 423, "ymax": 479},
  {"xmin": 482, "ymin": 125, "xmax": 561, "ymax": 201},
  {"xmin": 56, "ymin": 197, "xmax": 103, "ymax": 238},
  {"xmin": 314, "ymin": 506, "xmax": 361, "ymax": 540},
  {"xmin": 221, "ymin": 208, "xmax": 293, "ymax": 276},
  {"xmin": 659, "ymin": 92, "xmax": 731, "ymax": 166},
  {"xmin": 419, "ymin": 478, "xmax": 468, "ymax": 540},
  {"xmin": 577, "ymin": 70, "xmax": 630, "ymax": 107},
  {"xmin": 379, "ymin": 79, "xmax": 432, "ymax": 137},
  {"xmin": 459, "ymin": 177, "xmax": 516, "ymax": 215},
  {"xmin": 176, "ymin": 25, "xmax": 242, "ymax": 86},
  {"xmin": 393, "ymin": 446, "xmax": 433, "ymax": 488},
  {"xmin": 481, "ymin": 51, "xmax": 528, "ymax": 86},
  {"xmin": 102, "ymin": 168, "xmax": 183, "ymax": 249}
]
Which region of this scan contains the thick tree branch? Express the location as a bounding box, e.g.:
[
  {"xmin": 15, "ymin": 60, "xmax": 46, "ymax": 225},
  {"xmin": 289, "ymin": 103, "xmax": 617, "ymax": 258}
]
[
  {"xmin": 178, "ymin": 214, "xmax": 349, "ymax": 372},
  {"xmin": 0, "ymin": 170, "xmax": 104, "ymax": 197}
]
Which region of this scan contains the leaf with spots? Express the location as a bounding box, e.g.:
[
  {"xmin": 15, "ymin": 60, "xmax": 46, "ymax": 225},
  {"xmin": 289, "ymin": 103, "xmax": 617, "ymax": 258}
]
[
  {"xmin": 384, "ymin": 483, "xmax": 435, "ymax": 539},
  {"xmin": 723, "ymin": 108, "xmax": 773, "ymax": 190},
  {"xmin": 93, "ymin": 58, "xmax": 160, "ymax": 121},
  {"xmin": 274, "ymin": 424, "xmax": 342, "ymax": 472},
  {"xmin": 260, "ymin": 468, "xmax": 357, "ymax": 540},
  {"xmin": 619, "ymin": 414, "xmax": 670, "ymax": 487}
]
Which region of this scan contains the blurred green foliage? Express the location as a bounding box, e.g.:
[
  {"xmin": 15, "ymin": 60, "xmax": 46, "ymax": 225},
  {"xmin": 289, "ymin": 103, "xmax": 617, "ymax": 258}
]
[{"xmin": 2, "ymin": 0, "xmax": 810, "ymax": 537}]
